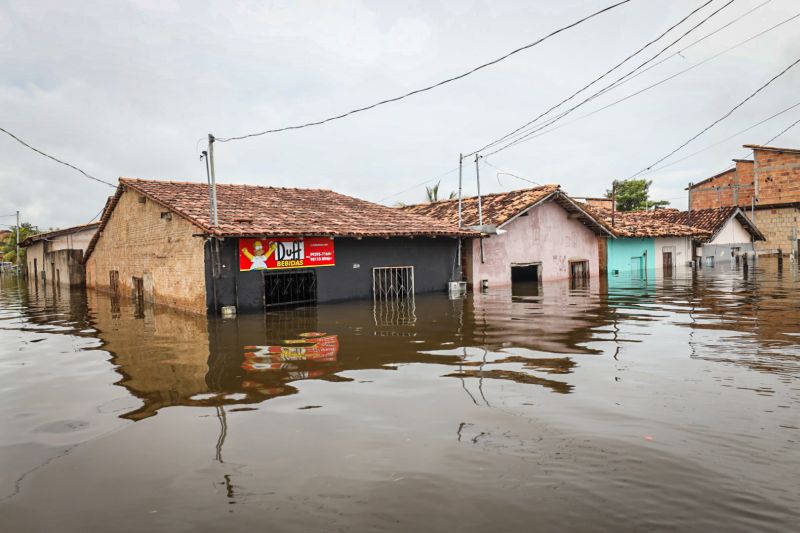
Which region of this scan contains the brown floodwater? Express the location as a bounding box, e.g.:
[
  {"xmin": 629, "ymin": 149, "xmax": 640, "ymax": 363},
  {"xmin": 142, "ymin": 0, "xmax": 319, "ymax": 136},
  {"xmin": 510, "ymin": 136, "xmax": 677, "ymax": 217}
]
[{"xmin": 0, "ymin": 262, "xmax": 798, "ymax": 532}]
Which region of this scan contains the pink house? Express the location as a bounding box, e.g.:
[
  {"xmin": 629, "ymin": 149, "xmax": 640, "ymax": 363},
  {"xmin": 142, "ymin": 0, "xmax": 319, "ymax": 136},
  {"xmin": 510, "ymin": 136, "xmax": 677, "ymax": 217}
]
[{"xmin": 402, "ymin": 185, "xmax": 613, "ymax": 290}]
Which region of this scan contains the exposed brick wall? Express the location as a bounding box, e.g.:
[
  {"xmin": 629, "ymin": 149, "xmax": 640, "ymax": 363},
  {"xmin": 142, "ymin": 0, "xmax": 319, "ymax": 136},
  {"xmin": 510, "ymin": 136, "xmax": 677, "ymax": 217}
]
[
  {"xmin": 752, "ymin": 206, "xmax": 800, "ymax": 255},
  {"xmin": 753, "ymin": 148, "xmax": 800, "ymax": 205},
  {"xmin": 689, "ymin": 148, "xmax": 800, "ymax": 254},
  {"xmin": 85, "ymin": 188, "xmax": 207, "ymax": 314}
]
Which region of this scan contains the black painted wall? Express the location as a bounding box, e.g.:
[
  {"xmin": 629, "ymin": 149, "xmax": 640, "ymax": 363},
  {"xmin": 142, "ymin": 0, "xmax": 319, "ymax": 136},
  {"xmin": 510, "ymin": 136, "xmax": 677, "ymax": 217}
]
[{"xmin": 205, "ymin": 237, "xmax": 460, "ymax": 314}]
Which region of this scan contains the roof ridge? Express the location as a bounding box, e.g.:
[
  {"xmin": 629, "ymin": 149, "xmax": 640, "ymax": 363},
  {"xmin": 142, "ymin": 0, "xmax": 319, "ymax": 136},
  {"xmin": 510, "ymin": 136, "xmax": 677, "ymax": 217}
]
[{"xmin": 119, "ymin": 177, "xmax": 334, "ymax": 193}]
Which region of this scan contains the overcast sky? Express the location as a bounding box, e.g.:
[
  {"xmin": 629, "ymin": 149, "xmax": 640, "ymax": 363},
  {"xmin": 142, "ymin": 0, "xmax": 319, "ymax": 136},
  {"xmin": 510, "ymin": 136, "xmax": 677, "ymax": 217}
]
[{"xmin": 2, "ymin": 0, "xmax": 799, "ymax": 229}]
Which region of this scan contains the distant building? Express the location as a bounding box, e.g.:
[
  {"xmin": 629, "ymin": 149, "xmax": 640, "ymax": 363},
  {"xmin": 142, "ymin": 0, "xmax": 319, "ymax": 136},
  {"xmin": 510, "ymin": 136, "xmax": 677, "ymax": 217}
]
[
  {"xmin": 640, "ymin": 207, "xmax": 764, "ymax": 266},
  {"xmin": 84, "ymin": 178, "xmax": 472, "ymax": 314},
  {"xmin": 688, "ymin": 144, "xmax": 800, "ymax": 256},
  {"xmin": 588, "ymin": 208, "xmax": 710, "ymax": 278},
  {"xmin": 21, "ymin": 223, "xmax": 100, "ymax": 287},
  {"xmin": 401, "ymin": 185, "xmax": 614, "ymax": 289}
]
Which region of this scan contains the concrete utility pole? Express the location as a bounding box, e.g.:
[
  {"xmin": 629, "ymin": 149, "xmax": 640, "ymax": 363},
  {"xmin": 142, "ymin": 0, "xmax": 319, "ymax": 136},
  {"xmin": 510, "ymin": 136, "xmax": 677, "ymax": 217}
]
[
  {"xmin": 687, "ymin": 182, "xmax": 693, "ymax": 227},
  {"xmin": 611, "ymin": 182, "xmax": 617, "ymax": 223},
  {"xmin": 457, "ymin": 153, "xmax": 463, "ymax": 229},
  {"xmin": 474, "ymin": 154, "xmax": 483, "ymax": 226},
  {"xmin": 207, "ymin": 134, "xmax": 219, "ymax": 227},
  {"xmin": 15, "ymin": 210, "xmax": 20, "ymax": 273}
]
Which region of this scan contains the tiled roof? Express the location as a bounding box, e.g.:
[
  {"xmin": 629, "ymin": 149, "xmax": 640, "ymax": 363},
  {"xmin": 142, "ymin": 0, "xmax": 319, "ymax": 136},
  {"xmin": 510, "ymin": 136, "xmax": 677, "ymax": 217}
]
[
  {"xmin": 19, "ymin": 222, "xmax": 100, "ymax": 247},
  {"xmin": 400, "ymin": 185, "xmax": 560, "ymax": 227},
  {"xmin": 630, "ymin": 206, "xmax": 764, "ymax": 241},
  {"xmin": 399, "ymin": 185, "xmax": 614, "ymax": 235},
  {"xmin": 100, "ymin": 178, "xmax": 473, "ymax": 239},
  {"xmin": 586, "ymin": 207, "xmax": 712, "ymax": 239}
]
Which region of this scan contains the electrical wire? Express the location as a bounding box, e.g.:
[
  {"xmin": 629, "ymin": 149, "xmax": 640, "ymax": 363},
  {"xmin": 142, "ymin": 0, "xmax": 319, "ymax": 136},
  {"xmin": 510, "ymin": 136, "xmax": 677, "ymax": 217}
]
[
  {"xmin": 467, "ymin": 0, "xmax": 717, "ymax": 156},
  {"xmin": 376, "ymin": 166, "xmax": 462, "ymax": 203},
  {"xmin": 640, "ymin": 100, "xmax": 800, "ymax": 175},
  {"xmin": 0, "ymin": 127, "xmax": 116, "ymax": 188},
  {"xmin": 628, "ymin": 55, "xmax": 800, "ymax": 178},
  {"xmin": 479, "ymin": 0, "xmax": 737, "ymax": 158},
  {"xmin": 762, "ymin": 114, "xmax": 800, "ymax": 145},
  {"xmin": 483, "ymin": 159, "xmax": 541, "ymax": 186},
  {"xmin": 215, "ymin": 0, "xmax": 635, "ymax": 143},
  {"xmin": 483, "ymin": 10, "xmax": 800, "ymax": 154}
]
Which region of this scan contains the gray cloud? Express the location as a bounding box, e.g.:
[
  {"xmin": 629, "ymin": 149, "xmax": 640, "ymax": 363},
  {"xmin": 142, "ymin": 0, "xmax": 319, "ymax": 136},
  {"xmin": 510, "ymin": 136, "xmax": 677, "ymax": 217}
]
[{"xmin": 2, "ymin": 0, "xmax": 799, "ymax": 229}]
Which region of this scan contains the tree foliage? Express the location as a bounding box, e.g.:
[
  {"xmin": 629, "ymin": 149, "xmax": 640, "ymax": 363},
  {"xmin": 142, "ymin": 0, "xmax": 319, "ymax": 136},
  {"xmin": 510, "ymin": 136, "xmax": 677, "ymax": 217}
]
[
  {"xmin": 1, "ymin": 223, "xmax": 38, "ymax": 264},
  {"xmin": 425, "ymin": 181, "xmax": 456, "ymax": 203},
  {"xmin": 605, "ymin": 179, "xmax": 670, "ymax": 212}
]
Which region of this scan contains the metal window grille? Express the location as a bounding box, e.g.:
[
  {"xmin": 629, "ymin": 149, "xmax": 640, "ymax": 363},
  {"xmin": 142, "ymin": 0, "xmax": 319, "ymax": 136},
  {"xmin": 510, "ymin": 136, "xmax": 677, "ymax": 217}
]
[
  {"xmin": 373, "ymin": 266, "xmax": 416, "ymax": 326},
  {"xmin": 372, "ymin": 266, "xmax": 415, "ymax": 302},
  {"xmin": 264, "ymin": 269, "xmax": 317, "ymax": 309}
]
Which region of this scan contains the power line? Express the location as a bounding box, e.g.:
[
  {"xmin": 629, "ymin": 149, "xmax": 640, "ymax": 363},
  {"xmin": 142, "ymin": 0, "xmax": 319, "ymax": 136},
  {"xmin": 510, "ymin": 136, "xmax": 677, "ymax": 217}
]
[
  {"xmin": 376, "ymin": 166, "xmax": 461, "ymax": 203},
  {"xmin": 483, "ymin": 9, "xmax": 800, "ymax": 154},
  {"xmin": 640, "ymin": 100, "xmax": 800, "ymax": 175},
  {"xmin": 467, "ymin": 0, "xmax": 717, "ymax": 156},
  {"xmin": 480, "ymin": 0, "xmax": 737, "ymax": 158},
  {"xmin": 215, "ymin": 0, "xmax": 635, "ymax": 143},
  {"xmin": 762, "ymin": 114, "xmax": 800, "ymax": 145},
  {"xmin": 0, "ymin": 127, "xmax": 116, "ymax": 188},
  {"xmin": 628, "ymin": 55, "xmax": 800, "ymax": 178}
]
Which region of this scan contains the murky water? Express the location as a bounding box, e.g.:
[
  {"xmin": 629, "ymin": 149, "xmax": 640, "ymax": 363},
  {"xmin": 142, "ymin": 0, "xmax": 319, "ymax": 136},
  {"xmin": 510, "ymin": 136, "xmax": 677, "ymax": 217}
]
[{"xmin": 1, "ymin": 262, "xmax": 799, "ymax": 532}]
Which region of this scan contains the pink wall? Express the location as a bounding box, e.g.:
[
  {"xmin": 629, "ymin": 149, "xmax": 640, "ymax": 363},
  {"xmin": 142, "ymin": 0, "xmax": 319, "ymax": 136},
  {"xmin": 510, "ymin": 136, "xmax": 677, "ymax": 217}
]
[{"xmin": 469, "ymin": 200, "xmax": 600, "ymax": 288}]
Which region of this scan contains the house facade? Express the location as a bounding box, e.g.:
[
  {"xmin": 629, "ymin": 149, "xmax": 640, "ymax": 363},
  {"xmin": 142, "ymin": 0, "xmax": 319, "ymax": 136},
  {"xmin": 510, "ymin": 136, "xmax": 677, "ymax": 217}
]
[
  {"xmin": 642, "ymin": 207, "xmax": 764, "ymax": 266},
  {"xmin": 402, "ymin": 185, "xmax": 614, "ymax": 290},
  {"xmin": 689, "ymin": 144, "xmax": 800, "ymax": 256},
  {"xmin": 21, "ymin": 223, "xmax": 100, "ymax": 287},
  {"xmin": 84, "ymin": 178, "xmax": 471, "ymax": 315},
  {"xmin": 588, "ymin": 209, "xmax": 710, "ymax": 278}
]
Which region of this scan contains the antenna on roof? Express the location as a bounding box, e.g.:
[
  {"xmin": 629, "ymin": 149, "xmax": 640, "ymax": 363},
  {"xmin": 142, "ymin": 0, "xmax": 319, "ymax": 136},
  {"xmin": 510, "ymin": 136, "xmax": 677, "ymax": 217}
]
[{"xmin": 207, "ymin": 134, "xmax": 219, "ymax": 227}]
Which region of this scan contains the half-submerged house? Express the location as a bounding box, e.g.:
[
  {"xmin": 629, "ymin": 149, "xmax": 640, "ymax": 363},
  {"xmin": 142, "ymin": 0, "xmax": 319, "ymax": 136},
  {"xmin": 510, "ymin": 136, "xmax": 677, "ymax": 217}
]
[
  {"xmin": 21, "ymin": 222, "xmax": 100, "ymax": 287},
  {"xmin": 644, "ymin": 207, "xmax": 765, "ymax": 266},
  {"xmin": 401, "ymin": 185, "xmax": 614, "ymax": 289},
  {"xmin": 591, "ymin": 209, "xmax": 711, "ymax": 278},
  {"xmin": 84, "ymin": 178, "xmax": 472, "ymax": 314}
]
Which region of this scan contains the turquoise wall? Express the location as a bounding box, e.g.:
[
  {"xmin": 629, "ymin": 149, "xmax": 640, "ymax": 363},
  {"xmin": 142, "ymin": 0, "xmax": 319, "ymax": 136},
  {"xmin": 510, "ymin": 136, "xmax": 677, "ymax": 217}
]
[{"xmin": 607, "ymin": 238, "xmax": 656, "ymax": 278}]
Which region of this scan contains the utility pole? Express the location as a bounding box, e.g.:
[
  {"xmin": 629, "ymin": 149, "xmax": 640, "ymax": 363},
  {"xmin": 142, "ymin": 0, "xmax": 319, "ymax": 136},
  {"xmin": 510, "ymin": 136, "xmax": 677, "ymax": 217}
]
[
  {"xmin": 15, "ymin": 210, "xmax": 20, "ymax": 274},
  {"xmin": 457, "ymin": 154, "xmax": 463, "ymax": 228},
  {"xmin": 687, "ymin": 182, "xmax": 693, "ymax": 227},
  {"xmin": 611, "ymin": 181, "xmax": 616, "ymax": 227},
  {"xmin": 456, "ymin": 153, "xmax": 463, "ymax": 280},
  {"xmin": 474, "ymin": 154, "xmax": 483, "ymax": 226},
  {"xmin": 207, "ymin": 134, "xmax": 219, "ymax": 227}
]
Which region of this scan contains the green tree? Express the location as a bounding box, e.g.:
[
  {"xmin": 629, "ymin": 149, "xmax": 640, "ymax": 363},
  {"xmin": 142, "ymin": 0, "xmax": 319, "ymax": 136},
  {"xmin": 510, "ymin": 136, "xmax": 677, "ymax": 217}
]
[
  {"xmin": 425, "ymin": 181, "xmax": 456, "ymax": 203},
  {"xmin": 605, "ymin": 179, "xmax": 670, "ymax": 212},
  {"xmin": 1, "ymin": 223, "xmax": 38, "ymax": 264}
]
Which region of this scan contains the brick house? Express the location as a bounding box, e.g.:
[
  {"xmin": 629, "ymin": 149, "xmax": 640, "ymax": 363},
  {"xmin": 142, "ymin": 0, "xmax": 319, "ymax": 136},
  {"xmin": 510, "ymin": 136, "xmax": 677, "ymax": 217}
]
[
  {"xmin": 21, "ymin": 223, "xmax": 100, "ymax": 287},
  {"xmin": 84, "ymin": 178, "xmax": 472, "ymax": 314},
  {"xmin": 401, "ymin": 185, "xmax": 614, "ymax": 289},
  {"xmin": 689, "ymin": 144, "xmax": 800, "ymax": 256}
]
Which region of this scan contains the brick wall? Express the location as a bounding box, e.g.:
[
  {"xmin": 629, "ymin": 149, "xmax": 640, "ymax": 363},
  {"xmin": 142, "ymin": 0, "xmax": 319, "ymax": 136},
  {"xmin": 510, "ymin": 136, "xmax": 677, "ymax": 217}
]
[
  {"xmin": 85, "ymin": 189, "xmax": 207, "ymax": 313},
  {"xmin": 753, "ymin": 148, "xmax": 800, "ymax": 205},
  {"xmin": 752, "ymin": 206, "xmax": 800, "ymax": 255}
]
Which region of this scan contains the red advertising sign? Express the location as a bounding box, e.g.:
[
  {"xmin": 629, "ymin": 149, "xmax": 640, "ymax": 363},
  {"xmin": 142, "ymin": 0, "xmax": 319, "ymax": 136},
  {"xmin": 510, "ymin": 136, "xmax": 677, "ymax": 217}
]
[{"xmin": 239, "ymin": 237, "xmax": 335, "ymax": 271}]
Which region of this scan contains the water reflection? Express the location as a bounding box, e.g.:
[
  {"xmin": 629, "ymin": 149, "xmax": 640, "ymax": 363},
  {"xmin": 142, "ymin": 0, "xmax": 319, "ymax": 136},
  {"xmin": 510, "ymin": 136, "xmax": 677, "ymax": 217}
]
[{"xmin": 2, "ymin": 260, "xmax": 800, "ymax": 531}]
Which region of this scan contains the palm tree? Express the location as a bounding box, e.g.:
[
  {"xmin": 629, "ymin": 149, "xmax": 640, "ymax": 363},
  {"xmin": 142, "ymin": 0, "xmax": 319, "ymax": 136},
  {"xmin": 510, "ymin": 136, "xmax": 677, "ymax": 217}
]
[
  {"xmin": 425, "ymin": 181, "xmax": 457, "ymax": 203},
  {"xmin": 1, "ymin": 223, "xmax": 38, "ymax": 264}
]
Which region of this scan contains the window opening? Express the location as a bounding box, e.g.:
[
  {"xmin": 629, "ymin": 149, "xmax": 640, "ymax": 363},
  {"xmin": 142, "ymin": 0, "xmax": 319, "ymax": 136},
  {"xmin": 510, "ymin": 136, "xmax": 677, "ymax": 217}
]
[{"xmin": 264, "ymin": 269, "xmax": 318, "ymax": 309}]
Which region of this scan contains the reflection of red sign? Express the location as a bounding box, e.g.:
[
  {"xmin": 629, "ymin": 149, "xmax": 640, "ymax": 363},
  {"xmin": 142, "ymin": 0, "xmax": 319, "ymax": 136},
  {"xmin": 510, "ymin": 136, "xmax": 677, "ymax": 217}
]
[
  {"xmin": 243, "ymin": 333, "xmax": 339, "ymax": 372},
  {"xmin": 239, "ymin": 237, "xmax": 335, "ymax": 271}
]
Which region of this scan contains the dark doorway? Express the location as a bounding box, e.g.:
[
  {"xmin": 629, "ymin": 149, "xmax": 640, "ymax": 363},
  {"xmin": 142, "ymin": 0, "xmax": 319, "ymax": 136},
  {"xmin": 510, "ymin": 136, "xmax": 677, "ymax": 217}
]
[
  {"xmin": 33, "ymin": 258, "xmax": 38, "ymax": 285},
  {"xmin": 569, "ymin": 260, "xmax": 589, "ymax": 281},
  {"xmin": 511, "ymin": 264, "xmax": 540, "ymax": 283},
  {"xmin": 663, "ymin": 251, "xmax": 673, "ymax": 277},
  {"xmin": 264, "ymin": 269, "xmax": 317, "ymax": 309},
  {"xmin": 109, "ymin": 270, "xmax": 120, "ymax": 294},
  {"xmin": 132, "ymin": 276, "xmax": 145, "ymax": 318}
]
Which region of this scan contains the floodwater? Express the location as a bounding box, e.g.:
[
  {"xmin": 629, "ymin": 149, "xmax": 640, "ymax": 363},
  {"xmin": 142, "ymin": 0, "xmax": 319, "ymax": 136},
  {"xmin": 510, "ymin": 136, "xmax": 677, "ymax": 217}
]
[{"xmin": 1, "ymin": 263, "xmax": 798, "ymax": 532}]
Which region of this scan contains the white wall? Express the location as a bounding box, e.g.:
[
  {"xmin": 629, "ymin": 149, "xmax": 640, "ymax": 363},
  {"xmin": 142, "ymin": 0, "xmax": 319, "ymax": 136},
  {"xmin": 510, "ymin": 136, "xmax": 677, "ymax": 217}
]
[
  {"xmin": 654, "ymin": 237, "xmax": 692, "ymax": 269},
  {"xmin": 709, "ymin": 217, "xmax": 751, "ymax": 245}
]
